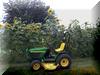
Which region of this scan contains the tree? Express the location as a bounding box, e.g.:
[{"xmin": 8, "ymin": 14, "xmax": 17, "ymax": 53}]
[
  {"xmin": 3, "ymin": 0, "xmax": 52, "ymax": 24},
  {"xmin": 3, "ymin": 15, "xmax": 64, "ymax": 63},
  {"xmin": 65, "ymin": 19, "xmax": 94, "ymax": 58},
  {"xmin": 93, "ymin": 18, "xmax": 100, "ymax": 71},
  {"xmin": 3, "ymin": 0, "xmax": 63, "ymax": 63}
]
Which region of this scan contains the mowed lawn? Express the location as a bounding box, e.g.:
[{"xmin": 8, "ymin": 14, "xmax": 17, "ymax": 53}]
[{"xmin": 2, "ymin": 57, "xmax": 99, "ymax": 75}]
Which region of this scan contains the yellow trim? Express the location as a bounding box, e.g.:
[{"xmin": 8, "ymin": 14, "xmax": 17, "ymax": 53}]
[
  {"xmin": 30, "ymin": 51, "xmax": 45, "ymax": 53},
  {"xmin": 55, "ymin": 43, "xmax": 65, "ymax": 52}
]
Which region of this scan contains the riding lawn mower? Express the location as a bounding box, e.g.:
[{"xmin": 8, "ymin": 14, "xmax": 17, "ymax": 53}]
[{"xmin": 29, "ymin": 37, "xmax": 72, "ymax": 70}]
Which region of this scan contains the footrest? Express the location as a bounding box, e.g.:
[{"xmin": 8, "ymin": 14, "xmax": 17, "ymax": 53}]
[{"xmin": 44, "ymin": 58, "xmax": 55, "ymax": 62}]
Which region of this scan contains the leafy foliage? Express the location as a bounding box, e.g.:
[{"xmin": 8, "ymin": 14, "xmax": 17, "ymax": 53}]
[
  {"xmin": 3, "ymin": 17, "xmax": 64, "ymax": 62},
  {"xmin": 3, "ymin": 0, "xmax": 52, "ymax": 24},
  {"xmin": 93, "ymin": 18, "xmax": 100, "ymax": 71},
  {"xmin": 3, "ymin": 0, "xmax": 95, "ymax": 63},
  {"xmin": 65, "ymin": 20, "xmax": 95, "ymax": 58},
  {"xmin": 3, "ymin": 19, "xmax": 95, "ymax": 63}
]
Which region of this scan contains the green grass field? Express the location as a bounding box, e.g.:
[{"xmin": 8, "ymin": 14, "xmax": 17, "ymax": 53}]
[{"xmin": 2, "ymin": 58, "xmax": 100, "ymax": 75}]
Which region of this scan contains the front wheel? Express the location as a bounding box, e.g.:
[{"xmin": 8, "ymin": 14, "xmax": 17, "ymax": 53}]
[{"xmin": 31, "ymin": 60, "xmax": 41, "ymax": 70}]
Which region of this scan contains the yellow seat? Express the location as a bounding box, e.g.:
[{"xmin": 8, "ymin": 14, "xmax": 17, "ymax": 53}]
[{"xmin": 55, "ymin": 43, "xmax": 65, "ymax": 52}]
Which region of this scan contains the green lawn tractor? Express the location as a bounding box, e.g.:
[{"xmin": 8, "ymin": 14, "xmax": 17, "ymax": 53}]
[{"xmin": 29, "ymin": 41, "xmax": 72, "ymax": 70}]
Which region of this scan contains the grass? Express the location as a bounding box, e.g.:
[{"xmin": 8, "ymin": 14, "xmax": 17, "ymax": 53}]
[
  {"xmin": 3, "ymin": 67, "xmax": 99, "ymax": 75},
  {"xmin": 2, "ymin": 58, "xmax": 100, "ymax": 75}
]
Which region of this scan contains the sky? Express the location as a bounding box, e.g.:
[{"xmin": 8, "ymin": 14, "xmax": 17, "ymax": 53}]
[
  {"xmin": 42, "ymin": 0, "xmax": 99, "ymax": 10},
  {"xmin": 55, "ymin": 10, "xmax": 92, "ymax": 27},
  {"xmin": 41, "ymin": 0, "xmax": 99, "ymax": 25},
  {"xmin": 0, "ymin": 0, "xmax": 99, "ymax": 25}
]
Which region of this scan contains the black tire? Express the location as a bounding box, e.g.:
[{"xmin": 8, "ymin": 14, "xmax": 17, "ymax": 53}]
[
  {"xmin": 56, "ymin": 54, "xmax": 71, "ymax": 69},
  {"xmin": 31, "ymin": 60, "xmax": 41, "ymax": 71}
]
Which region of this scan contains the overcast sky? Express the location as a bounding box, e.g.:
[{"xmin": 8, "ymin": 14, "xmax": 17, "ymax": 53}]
[
  {"xmin": 0, "ymin": 0, "xmax": 99, "ymax": 25},
  {"xmin": 55, "ymin": 9, "xmax": 92, "ymax": 26}
]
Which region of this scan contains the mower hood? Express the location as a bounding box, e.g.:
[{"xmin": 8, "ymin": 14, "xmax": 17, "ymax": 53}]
[{"xmin": 29, "ymin": 47, "xmax": 48, "ymax": 53}]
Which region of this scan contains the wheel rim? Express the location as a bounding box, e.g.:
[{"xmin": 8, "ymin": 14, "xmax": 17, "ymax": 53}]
[
  {"xmin": 60, "ymin": 58, "xmax": 69, "ymax": 67},
  {"xmin": 32, "ymin": 63, "xmax": 40, "ymax": 70}
]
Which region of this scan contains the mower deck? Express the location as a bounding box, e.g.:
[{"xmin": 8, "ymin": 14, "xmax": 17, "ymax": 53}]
[{"xmin": 42, "ymin": 62, "xmax": 59, "ymax": 70}]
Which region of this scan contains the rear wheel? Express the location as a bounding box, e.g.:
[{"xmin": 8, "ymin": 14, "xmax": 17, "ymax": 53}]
[
  {"xmin": 56, "ymin": 54, "xmax": 71, "ymax": 69},
  {"xmin": 60, "ymin": 57, "xmax": 69, "ymax": 67}
]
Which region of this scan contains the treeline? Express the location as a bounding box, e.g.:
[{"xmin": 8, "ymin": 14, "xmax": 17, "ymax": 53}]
[
  {"xmin": 64, "ymin": 20, "xmax": 95, "ymax": 58},
  {"xmin": 0, "ymin": 0, "xmax": 96, "ymax": 63}
]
